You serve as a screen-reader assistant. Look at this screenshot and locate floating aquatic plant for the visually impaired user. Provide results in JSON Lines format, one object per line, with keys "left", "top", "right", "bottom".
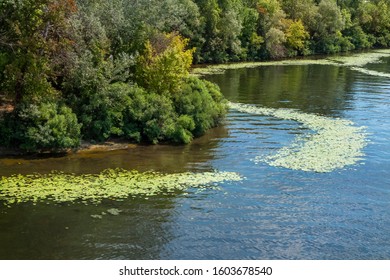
{"left": 106, "top": 208, "right": 122, "bottom": 216}
{"left": 192, "top": 51, "right": 385, "bottom": 172}
{"left": 350, "top": 67, "right": 390, "bottom": 78}
{"left": 0, "top": 169, "right": 242, "bottom": 206}
{"left": 192, "top": 50, "right": 390, "bottom": 76}
{"left": 331, "top": 51, "right": 390, "bottom": 67}
{"left": 191, "top": 59, "right": 337, "bottom": 76}
{"left": 229, "top": 102, "right": 367, "bottom": 173}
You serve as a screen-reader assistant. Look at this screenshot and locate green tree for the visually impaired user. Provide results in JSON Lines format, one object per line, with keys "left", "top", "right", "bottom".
{"left": 0, "top": 0, "right": 77, "bottom": 103}
{"left": 257, "top": 0, "right": 289, "bottom": 58}
{"left": 194, "top": 0, "right": 245, "bottom": 62}
{"left": 0, "top": 0, "right": 83, "bottom": 152}
{"left": 313, "top": 0, "right": 348, "bottom": 53}
{"left": 357, "top": 0, "right": 390, "bottom": 47}
{"left": 239, "top": 7, "right": 264, "bottom": 60}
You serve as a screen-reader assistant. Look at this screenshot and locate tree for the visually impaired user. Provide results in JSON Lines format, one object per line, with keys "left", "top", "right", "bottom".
{"left": 313, "top": 0, "right": 348, "bottom": 53}
{"left": 135, "top": 33, "right": 194, "bottom": 95}
{"left": 0, "top": 0, "right": 77, "bottom": 104}
{"left": 193, "top": 0, "right": 245, "bottom": 62}
{"left": 257, "top": 0, "right": 289, "bottom": 58}
{"left": 239, "top": 6, "right": 264, "bottom": 60}
{"left": 0, "top": 0, "right": 83, "bottom": 152}
{"left": 284, "top": 19, "right": 310, "bottom": 55}
{"left": 357, "top": 0, "right": 390, "bottom": 47}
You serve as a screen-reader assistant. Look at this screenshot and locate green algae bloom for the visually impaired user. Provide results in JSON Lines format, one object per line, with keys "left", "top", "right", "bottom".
{"left": 192, "top": 50, "right": 390, "bottom": 76}
{"left": 192, "top": 51, "right": 386, "bottom": 172}
{"left": 330, "top": 50, "right": 390, "bottom": 67}
{"left": 350, "top": 67, "right": 390, "bottom": 78}
{"left": 191, "top": 59, "right": 335, "bottom": 76}
{"left": 229, "top": 102, "right": 367, "bottom": 173}
{"left": 0, "top": 169, "right": 242, "bottom": 206}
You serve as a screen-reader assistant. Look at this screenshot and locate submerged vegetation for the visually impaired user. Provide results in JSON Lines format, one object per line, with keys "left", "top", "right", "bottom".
{"left": 0, "top": 168, "right": 242, "bottom": 206}
{"left": 229, "top": 102, "right": 367, "bottom": 172}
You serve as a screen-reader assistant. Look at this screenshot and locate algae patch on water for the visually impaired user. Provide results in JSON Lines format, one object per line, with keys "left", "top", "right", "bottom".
{"left": 192, "top": 50, "right": 390, "bottom": 76}
{"left": 0, "top": 169, "right": 242, "bottom": 205}
{"left": 350, "top": 67, "right": 390, "bottom": 78}
{"left": 229, "top": 102, "right": 368, "bottom": 173}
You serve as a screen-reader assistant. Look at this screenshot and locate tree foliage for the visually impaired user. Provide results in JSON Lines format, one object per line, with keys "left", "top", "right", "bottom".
{"left": 135, "top": 33, "right": 194, "bottom": 94}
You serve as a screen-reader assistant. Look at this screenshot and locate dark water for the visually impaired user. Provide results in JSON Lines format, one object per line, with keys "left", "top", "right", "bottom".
{"left": 1, "top": 56, "right": 390, "bottom": 260}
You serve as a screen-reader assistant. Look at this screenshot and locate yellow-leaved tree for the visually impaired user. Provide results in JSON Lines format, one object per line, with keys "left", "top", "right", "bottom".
{"left": 285, "top": 19, "right": 309, "bottom": 54}
{"left": 135, "top": 33, "right": 194, "bottom": 95}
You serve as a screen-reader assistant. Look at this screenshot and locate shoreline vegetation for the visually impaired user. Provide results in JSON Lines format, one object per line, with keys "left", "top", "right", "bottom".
{"left": 1, "top": 49, "right": 389, "bottom": 158}
{"left": 1, "top": 0, "right": 390, "bottom": 155}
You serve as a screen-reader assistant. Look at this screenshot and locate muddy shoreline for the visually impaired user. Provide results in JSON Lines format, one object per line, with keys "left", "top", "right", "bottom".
{"left": 0, "top": 139, "right": 138, "bottom": 158}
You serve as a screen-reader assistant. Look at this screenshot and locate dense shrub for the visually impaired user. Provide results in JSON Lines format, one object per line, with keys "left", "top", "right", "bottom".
{"left": 121, "top": 77, "right": 227, "bottom": 144}
{"left": 62, "top": 49, "right": 133, "bottom": 141}
{"left": 173, "top": 76, "right": 227, "bottom": 137}
{"left": 124, "top": 87, "right": 177, "bottom": 144}
{"left": 1, "top": 102, "right": 81, "bottom": 152}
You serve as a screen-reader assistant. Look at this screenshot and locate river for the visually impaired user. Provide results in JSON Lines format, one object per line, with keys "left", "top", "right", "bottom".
{"left": 1, "top": 52, "right": 390, "bottom": 259}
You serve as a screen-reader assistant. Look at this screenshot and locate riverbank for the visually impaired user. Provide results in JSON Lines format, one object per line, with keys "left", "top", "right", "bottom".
{"left": 0, "top": 139, "right": 137, "bottom": 157}
{"left": 0, "top": 140, "right": 137, "bottom": 157}
{"left": 2, "top": 49, "right": 390, "bottom": 158}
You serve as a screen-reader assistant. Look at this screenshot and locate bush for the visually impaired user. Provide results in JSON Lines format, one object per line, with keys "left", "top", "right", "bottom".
{"left": 173, "top": 76, "right": 227, "bottom": 137}
{"left": 119, "top": 77, "right": 227, "bottom": 144}
{"left": 125, "top": 89, "right": 177, "bottom": 144}
{"left": 62, "top": 49, "right": 134, "bottom": 141}
{"left": 172, "top": 115, "right": 195, "bottom": 144}
{"left": 1, "top": 102, "right": 81, "bottom": 152}
{"left": 75, "top": 82, "right": 133, "bottom": 141}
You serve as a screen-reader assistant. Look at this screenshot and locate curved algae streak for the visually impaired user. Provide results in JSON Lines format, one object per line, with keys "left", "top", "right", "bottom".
{"left": 0, "top": 169, "right": 242, "bottom": 206}
{"left": 192, "top": 50, "right": 390, "bottom": 76}
{"left": 228, "top": 102, "right": 367, "bottom": 173}
{"left": 350, "top": 67, "right": 390, "bottom": 78}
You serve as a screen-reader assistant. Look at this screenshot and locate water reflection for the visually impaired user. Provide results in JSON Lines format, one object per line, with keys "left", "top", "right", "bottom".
{"left": 364, "top": 56, "right": 390, "bottom": 73}
{"left": 0, "top": 126, "right": 229, "bottom": 177}
{"left": 0, "top": 196, "right": 177, "bottom": 259}
{"left": 1, "top": 57, "right": 390, "bottom": 260}
{"left": 206, "top": 65, "right": 356, "bottom": 117}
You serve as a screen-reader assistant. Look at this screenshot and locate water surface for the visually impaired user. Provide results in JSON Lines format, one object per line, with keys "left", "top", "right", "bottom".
{"left": 1, "top": 54, "right": 390, "bottom": 259}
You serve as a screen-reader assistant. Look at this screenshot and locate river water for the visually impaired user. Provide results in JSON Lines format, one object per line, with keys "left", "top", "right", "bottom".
{"left": 1, "top": 54, "right": 390, "bottom": 259}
